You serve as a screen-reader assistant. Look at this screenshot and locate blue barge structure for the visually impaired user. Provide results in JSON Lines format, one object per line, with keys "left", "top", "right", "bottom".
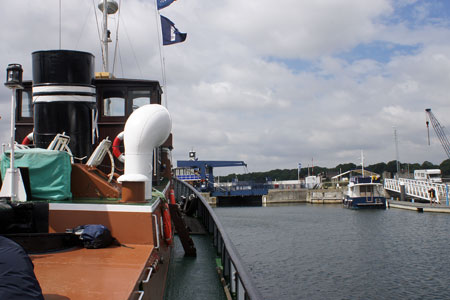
{"left": 176, "top": 151, "right": 269, "bottom": 198}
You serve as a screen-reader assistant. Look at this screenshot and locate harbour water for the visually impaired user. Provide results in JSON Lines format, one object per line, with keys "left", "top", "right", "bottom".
{"left": 214, "top": 204, "right": 450, "bottom": 300}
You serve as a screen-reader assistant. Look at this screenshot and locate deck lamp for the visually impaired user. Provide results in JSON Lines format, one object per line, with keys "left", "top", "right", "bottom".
{"left": 0, "top": 63, "right": 26, "bottom": 201}
{"left": 5, "top": 63, "right": 23, "bottom": 89}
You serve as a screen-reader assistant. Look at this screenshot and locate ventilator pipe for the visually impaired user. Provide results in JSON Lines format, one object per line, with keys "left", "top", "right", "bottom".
{"left": 118, "top": 104, "right": 172, "bottom": 202}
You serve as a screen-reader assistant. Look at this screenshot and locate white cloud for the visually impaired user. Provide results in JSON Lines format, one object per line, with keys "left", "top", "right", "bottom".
{"left": 1, "top": 0, "right": 450, "bottom": 175}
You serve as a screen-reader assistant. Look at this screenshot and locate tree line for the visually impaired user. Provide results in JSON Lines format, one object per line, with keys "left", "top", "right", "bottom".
{"left": 218, "top": 159, "right": 450, "bottom": 183}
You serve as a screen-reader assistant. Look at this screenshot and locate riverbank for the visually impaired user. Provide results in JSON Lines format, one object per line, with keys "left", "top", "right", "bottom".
{"left": 203, "top": 189, "right": 450, "bottom": 211}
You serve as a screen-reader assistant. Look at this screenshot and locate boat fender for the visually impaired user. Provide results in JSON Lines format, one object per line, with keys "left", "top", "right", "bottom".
{"left": 162, "top": 203, "right": 173, "bottom": 246}
{"left": 169, "top": 189, "right": 176, "bottom": 204}
{"left": 21, "top": 132, "right": 34, "bottom": 145}
{"left": 112, "top": 131, "right": 125, "bottom": 163}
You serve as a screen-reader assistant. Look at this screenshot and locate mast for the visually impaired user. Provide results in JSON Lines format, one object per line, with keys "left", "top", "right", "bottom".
{"left": 393, "top": 127, "right": 400, "bottom": 174}
{"left": 361, "top": 150, "right": 365, "bottom": 177}
{"left": 102, "top": 0, "right": 108, "bottom": 72}
{"left": 98, "top": 0, "right": 118, "bottom": 73}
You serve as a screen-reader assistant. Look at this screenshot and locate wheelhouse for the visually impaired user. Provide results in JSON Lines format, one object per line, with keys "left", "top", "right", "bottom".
{"left": 14, "top": 76, "right": 172, "bottom": 183}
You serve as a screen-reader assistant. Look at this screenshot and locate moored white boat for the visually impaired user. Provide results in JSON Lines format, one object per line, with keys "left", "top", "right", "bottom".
{"left": 343, "top": 176, "right": 386, "bottom": 209}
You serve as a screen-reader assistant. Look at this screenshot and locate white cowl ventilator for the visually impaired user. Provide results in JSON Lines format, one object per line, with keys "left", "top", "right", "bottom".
{"left": 118, "top": 104, "right": 171, "bottom": 201}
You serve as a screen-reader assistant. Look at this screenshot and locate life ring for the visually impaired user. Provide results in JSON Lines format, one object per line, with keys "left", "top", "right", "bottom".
{"left": 112, "top": 131, "right": 125, "bottom": 163}
{"left": 21, "top": 132, "right": 34, "bottom": 145}
{"left": 162, "top": 203, "right": 173, "bottom": 245}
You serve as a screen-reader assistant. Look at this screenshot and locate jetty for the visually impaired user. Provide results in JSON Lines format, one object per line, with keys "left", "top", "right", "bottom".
{"left": 262, "top": 188, "right": 343, "bottom": 205}
{"left": 388, "top": 199, "right": 450, "bottom": 213}
{"left": 382, "top": 177, "right": 450, "bottom": 213}
{"left": 384, "top": 178, "right": 449, "bottom": 203}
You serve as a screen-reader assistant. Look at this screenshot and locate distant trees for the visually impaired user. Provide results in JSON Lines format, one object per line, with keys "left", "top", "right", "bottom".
{"left": 217, "top": 159, "right": 450, "bottom": 182}
{"left": 334, "top": 163, "right": 356, "bottom": 173}
{"left": 440, "top": 159, "right": 450, "bottom": 176}
{"left": 421, "top": 161, "right": 437, "bottom": 169}
{"left": 385, "top": 160, "right": 398, "bottom": 174}
{"left": 366, "top": 162, "right": 387, "bottom": 175}
{"left": 406, "top": 163, "right": 421, "bottom": 172}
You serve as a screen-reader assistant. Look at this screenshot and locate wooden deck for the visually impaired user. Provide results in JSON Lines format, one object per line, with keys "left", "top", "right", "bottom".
{"left": 31, "top": 245, "right": 154, "bottom": 300}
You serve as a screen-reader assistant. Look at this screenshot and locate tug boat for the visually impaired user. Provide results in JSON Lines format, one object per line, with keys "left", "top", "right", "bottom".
{"left": 0, "top": 52, "right": 173, "bottom": 299}
{"left": 0, "top": 1, "right": 264, "bottom": 300}
{"left": 0, "top": 1, "right": 173, "bottom": 299}
{"left": 343, "top": 176, "right": 387, "bottom": 209}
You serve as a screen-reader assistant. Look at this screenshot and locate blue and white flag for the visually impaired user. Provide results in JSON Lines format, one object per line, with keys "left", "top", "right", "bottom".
{"left": 157, "top": 0, "right": 176, "bottom": 10}
{"left": 298, "top": 163, "right": 302, "bottom": 170}
{"left": 160, "top": 15, "right": 187, "bottom": 45}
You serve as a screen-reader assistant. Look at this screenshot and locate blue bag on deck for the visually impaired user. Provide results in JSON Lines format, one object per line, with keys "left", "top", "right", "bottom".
{"left": 73, "top": 225, "right": 113, "bottom": 249}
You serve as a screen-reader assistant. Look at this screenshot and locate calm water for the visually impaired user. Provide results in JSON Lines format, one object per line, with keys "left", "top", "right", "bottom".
{"left": 214, "top": 204, "right": 450, "bottom": 300}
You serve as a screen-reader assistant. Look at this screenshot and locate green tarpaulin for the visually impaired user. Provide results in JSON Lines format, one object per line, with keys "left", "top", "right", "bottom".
{"left": 1, "top": 149, "right": 72, "bottom": 200}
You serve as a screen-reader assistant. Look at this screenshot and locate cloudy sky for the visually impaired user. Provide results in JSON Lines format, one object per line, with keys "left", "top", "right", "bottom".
{"left": 1, "top": 0, "right": 450, "bottom": 175}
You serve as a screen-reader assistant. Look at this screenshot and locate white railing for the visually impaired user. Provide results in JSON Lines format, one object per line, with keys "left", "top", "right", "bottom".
{"left": 384, "top": 178, "right": 449, "bottom": 203}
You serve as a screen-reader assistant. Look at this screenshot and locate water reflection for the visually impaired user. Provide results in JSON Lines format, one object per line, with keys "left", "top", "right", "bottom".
{"left": 214, "top": 204, "right": 450, "bottom": 300}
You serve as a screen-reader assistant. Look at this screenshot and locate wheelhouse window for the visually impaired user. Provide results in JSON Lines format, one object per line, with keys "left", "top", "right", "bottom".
{"left": 103, "top": 90, "right": 126, "bottom": 117}
{"left": 360, "top": 185, "right": 373, "bottom": 197}
{"left": 21, "top": 89, "right": 33, "bottom": 118}
{"left": 129, "top": 90, "right": 151, "bottom": 111}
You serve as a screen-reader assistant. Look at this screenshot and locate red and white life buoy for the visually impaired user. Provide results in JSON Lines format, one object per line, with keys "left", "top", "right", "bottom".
{"left": 21, "top": 132, "right": 34, "bottom": 145}
{"left": 162, "top": 203, "right": 173, "bottom": 245}
{"left": 112, "top": 131, "right": 125, "bottom": 163}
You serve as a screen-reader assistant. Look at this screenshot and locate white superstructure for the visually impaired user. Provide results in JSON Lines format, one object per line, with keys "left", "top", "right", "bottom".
{"left": 413, "top": 169, "right": 442, "bottom": 183}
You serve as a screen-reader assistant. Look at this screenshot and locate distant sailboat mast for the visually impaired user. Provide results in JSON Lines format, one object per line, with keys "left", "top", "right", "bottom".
{"left": 361, "top": 150, "right": 365, "bottom": 177}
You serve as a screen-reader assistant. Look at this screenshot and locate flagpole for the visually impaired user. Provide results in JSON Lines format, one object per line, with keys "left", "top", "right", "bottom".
{"left": 155, "top": 0, "right": 186, "bottom": 108}
{"left": 154, "top": 0, "right": 168, "bottom": 108}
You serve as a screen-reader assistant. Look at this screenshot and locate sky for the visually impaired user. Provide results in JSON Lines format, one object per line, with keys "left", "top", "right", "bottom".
{"left": 1, "top": 0, "right": 450, "bottom": 175}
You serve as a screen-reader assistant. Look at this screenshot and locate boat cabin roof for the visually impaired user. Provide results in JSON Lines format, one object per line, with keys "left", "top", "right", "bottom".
{"left": 332, "top": 169, "right": 380, "bottom": 181}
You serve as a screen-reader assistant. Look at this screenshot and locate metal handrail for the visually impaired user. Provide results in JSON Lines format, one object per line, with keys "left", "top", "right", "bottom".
{"left": 384, "top": 178, "right": 448, "bottom": 202}
{"left": 174, "top": 178, "right": 264, "bottom": 300}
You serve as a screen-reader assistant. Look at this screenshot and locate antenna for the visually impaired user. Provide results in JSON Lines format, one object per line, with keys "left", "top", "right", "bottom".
{"left": 59, "top": 0, "right": 62, "bottom": 49}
